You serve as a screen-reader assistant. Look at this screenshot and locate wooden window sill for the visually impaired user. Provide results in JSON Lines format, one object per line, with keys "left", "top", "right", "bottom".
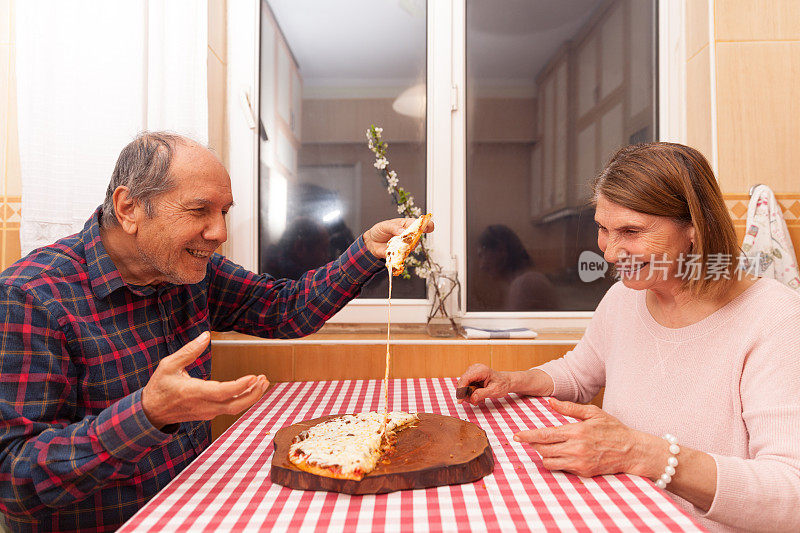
{"left": 211, "top": 324, "right": 582, "bottom": 345}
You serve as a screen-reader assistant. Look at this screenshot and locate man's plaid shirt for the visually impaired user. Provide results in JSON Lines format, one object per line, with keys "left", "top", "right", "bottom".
{"left": 0, "top": 208, "right": 383, "bottom": 531}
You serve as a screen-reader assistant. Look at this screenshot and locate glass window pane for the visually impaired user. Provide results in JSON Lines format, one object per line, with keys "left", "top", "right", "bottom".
{"left": 259, "top": 0, "right": 427, "bottom": 299}
{"left": 466, "top": 0, "right": 657, "bottom": 311}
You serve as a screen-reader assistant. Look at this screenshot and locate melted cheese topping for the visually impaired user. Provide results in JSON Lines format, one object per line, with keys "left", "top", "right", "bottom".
{"left": 385, "top": 238, "right": 406, "bottom": 271}
{"left": 290, "top": 412, "right": 418, "bottom": 475}
{"left": 385, "top": 215, "right": 426, "bottom": 271}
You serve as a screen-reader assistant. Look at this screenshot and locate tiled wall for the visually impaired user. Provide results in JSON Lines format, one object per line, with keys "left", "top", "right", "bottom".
{"left": 685, "top": 0, "right": 713, "bottom": 161}
{"left": 686, "top": 0, "right": 800, "bottom": 261}
{"left": 714, "top": 0, "right": 800, "bottom": 194}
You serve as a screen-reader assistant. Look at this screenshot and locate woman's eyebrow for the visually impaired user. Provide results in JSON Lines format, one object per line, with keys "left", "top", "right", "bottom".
{"left": 595, "top": 220, "right": 647, "bottom": 232}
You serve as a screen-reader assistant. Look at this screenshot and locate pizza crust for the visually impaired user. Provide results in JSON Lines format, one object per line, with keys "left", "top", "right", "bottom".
{"left": 291, "top": 456, "right": 364, "bottom": 481}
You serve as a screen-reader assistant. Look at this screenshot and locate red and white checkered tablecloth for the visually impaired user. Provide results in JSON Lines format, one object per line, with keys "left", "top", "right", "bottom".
{"left": 119, "top": 378, "right": 704, "bottom": 532}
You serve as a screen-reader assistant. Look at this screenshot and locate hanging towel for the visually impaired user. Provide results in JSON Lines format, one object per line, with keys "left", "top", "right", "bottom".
{"left": 741, "top": 185, "right": 800, "bottom": 291}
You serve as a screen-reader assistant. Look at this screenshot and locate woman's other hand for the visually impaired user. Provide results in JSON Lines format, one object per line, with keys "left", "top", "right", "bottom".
{"left": 513, "top": 398, "right": 647, "bottom": 477}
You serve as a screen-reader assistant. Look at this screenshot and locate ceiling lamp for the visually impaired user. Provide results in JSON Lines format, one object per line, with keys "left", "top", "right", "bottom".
{"left": 392, "top": 83, "right": 426, "bottom": 118}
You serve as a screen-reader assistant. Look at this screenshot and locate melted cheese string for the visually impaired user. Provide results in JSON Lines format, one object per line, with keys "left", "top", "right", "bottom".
{"left": 383, "top": 263, "right": 392, "bottom": 432}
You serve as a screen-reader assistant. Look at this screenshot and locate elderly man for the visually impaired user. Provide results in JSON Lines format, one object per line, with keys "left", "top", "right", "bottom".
{"left": 0, "top": 132, "right": 428, "bottom": 531}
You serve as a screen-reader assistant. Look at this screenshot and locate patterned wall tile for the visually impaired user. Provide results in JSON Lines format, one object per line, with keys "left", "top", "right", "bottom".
{"left": 724, "top": 194, "right": 800, "bottom": 225}
{"left": 0, "top": 196, "right": 21, "bottom": 226}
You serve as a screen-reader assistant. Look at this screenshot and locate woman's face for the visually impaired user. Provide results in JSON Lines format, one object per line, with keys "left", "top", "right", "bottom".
{"left": 477, "top": 243, "right": 506, "bottom": 277}
{"left": 594, "top": 195, "right": 694, "bottom": 293}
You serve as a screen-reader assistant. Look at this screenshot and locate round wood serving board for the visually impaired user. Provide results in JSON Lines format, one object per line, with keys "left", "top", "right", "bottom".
{"left": 270, "top": 413, "right": 494, "bottom": 495}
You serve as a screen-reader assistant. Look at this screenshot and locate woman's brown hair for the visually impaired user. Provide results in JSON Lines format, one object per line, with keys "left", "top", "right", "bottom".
{"left": 592, "top": 142, "right": 739, "bottom": 299}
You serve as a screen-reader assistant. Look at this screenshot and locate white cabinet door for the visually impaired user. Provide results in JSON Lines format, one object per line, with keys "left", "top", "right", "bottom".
{"left": 576, "top": 35, "right": 597, "bottom": 119}
{"left": 575, "top": 123, "right": 597, "bottom": 206}
{"left": 600, "top": 4, "right": 624, "bottom": 100}
{"left": 554, "top": 60, "right": 569, "bottom": 207}
{"left": 291, "top": 69, "right": 302, "bottom": 140}
{"left": 541, "top": 75, "right": 556, "bottom": 212}
{"left": 276, "top": 42, "right": 292, "bottom": 128}
{"left": 530, "top": 143, "right": 543, "bottom": 218}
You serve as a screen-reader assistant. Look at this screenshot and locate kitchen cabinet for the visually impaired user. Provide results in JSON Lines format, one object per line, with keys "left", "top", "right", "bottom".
{"left": 261, "top": 8, "right": 303, "bottom": 180}
{"left": 531, "top": 0, "right": 655, "bottom": 220}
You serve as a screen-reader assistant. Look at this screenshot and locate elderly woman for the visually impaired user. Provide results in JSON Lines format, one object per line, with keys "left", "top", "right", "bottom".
{"left": 458, "top": 143, "right": 800, "bottom": 532}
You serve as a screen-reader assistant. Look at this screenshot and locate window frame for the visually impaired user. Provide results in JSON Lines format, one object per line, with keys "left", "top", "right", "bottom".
{"left": 225, "top": 0, "right": 686, "bottom": 330}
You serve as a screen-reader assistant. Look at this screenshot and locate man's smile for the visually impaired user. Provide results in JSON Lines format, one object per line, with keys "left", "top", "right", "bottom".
{"left": 186, "top": 248, "right": 213, "bottom": 259}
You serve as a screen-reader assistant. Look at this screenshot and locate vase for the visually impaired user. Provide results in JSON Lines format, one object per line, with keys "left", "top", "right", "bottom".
{"left": 426, "top": 269, "right": 463, "bottom": 337}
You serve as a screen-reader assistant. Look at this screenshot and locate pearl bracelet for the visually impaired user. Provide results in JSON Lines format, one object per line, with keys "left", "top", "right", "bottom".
{"left": 654, "top": 434, "right": 680, "bottom": 489}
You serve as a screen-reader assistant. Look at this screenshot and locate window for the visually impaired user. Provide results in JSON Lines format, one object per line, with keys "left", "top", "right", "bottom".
{"left": 235, "top": 0, "right": 674, "bottom": 324}
{"left": 465, "top": 0, "right": 657, "bottom": 312}
{"left": 259, "top": 0, "right": 428, "bottom": 299}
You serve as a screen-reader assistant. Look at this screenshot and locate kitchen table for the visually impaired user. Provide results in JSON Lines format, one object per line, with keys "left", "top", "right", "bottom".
{"left": 119, "top": 378, "right": 703, "bottom": 532}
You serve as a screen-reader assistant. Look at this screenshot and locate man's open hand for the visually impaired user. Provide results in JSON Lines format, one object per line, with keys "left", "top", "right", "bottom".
{"left": 141, "top": 331, "right": 269, "bottom": 430}
{"left": 362, "top": 217, "right": 434, "bottom": 259}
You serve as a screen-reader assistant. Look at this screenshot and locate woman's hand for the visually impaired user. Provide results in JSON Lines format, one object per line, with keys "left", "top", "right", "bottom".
{"left": 514, "top": 398, "right": 648, "bottom": 477}
{"left": 456, "top": 363, "right": 518, "bottom": 405}
{"left": 457, "top": 364, "right": 555, "bottom": 405}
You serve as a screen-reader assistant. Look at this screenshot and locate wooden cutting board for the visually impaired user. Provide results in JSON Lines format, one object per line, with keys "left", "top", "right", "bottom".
{"left": 270, "top": 413, "right": 494, "bottom": 495}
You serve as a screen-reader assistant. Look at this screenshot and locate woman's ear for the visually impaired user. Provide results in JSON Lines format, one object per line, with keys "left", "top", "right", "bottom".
{"left": 687, "top": 225, "right": 696, "bottom": 252}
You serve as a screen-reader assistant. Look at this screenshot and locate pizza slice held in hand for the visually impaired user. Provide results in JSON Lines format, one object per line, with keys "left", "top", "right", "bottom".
{"left": 385, "top": 213, "right": 432, "bottom": 277}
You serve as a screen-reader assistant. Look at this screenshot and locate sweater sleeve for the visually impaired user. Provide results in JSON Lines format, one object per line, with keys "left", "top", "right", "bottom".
{"left": 534, "top": 284, "right": 616, "bottom": 403}
{"left": 700, "top": 313, "right": 800, "bottom": 532}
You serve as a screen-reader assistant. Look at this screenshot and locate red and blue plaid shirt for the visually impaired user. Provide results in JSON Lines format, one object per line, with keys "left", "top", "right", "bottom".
{"left": 0, "top": 208, "right": 383, "bottom": 532}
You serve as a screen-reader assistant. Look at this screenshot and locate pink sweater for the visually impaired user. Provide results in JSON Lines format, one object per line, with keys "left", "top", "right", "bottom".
{"left": 538, "top": 278, "right": 800, "bottom": 532}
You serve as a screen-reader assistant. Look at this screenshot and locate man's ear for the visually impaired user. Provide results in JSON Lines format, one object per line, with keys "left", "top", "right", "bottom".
{"left": 112, "top": 186, "right": 139, "bottom": 235}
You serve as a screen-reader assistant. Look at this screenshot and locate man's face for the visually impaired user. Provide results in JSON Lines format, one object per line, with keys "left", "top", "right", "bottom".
{"left": 133, "top": 143, "right": 234, "bottom": 285}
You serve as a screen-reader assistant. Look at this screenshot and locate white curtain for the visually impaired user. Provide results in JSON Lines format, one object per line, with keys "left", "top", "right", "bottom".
{"left": 15, "top": 1, "right": 208, "bottom": 255}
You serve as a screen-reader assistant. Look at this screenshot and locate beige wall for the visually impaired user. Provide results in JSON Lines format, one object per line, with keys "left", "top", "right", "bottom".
{"left": 714, "top": 0, "right": 800, "bottom": 194}
{"left": 686, "top": 0, "right": 800, "bottom": 261}
{"left": 208, "top": 0, "right": 228, "bottom": 167}
{"left": 0, "top": 0, "right": 21, "bottom": 272}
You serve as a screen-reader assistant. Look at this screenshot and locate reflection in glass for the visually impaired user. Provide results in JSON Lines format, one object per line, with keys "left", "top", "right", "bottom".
{"left": 466, "top": 0, "right": 657, "bottom": 311}
{"left": 259, "top": 0, "right": 427, "bottom": 299}
{"left": 477, "top": 225, "right": 557, "bottom": 311}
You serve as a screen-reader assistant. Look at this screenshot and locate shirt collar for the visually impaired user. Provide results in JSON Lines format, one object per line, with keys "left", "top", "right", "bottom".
{"left": 83, "top": 207, "right": 159, "bottom": 299}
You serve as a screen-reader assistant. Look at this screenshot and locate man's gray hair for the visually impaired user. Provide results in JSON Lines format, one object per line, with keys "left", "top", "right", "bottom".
{"left": 101, "top": 131, "right": 188, "bottom": 227}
